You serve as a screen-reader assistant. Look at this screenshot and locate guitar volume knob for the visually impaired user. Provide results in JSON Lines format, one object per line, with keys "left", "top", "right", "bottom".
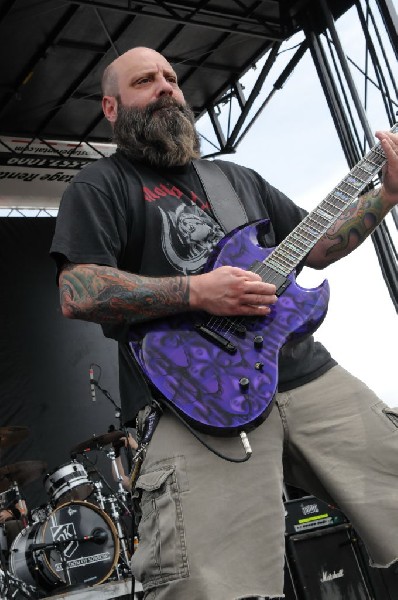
{"left": 253, "top": 335, "right": 264, "bottom": 348}
{"left": 239, "top": 377, "right": 250, "bottom": 391}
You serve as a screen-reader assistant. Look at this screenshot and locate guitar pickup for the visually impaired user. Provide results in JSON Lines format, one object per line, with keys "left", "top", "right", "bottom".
{"left": 195, "top": 324, "right": 237, "bottom": 355}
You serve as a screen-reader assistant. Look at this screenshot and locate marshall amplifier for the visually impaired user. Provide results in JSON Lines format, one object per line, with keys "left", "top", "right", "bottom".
{"left": 355, "top": 533, "right": 398, "bottom": 600}
{"left": 285, "top": 523, "right": 374, "bottom": 600}
{"left": 285, "top": 495, "right": 347, "bottom": 536}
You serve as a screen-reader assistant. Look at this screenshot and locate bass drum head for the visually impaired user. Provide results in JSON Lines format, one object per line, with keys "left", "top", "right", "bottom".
{"left": 41, "top": 501, "right": 119, "bottom": 586}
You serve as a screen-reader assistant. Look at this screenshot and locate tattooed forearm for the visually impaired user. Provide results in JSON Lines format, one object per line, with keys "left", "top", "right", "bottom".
{"left": 307, "top": 188, "right": 389, "bottom": 268}
{"left": 323, "top": 189, "right": 385, "bottom": 257}
{"left": 60, "top": 263, "right": 190, "bottom": 325}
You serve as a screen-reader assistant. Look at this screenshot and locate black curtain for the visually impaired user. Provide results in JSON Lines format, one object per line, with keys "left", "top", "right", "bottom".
{"left": 0, "top": 218, "right": 121, "bottom": 510}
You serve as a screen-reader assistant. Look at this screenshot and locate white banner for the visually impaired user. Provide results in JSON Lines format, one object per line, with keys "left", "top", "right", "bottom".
{"left": 0, "top": 137, "right": 115, "bottom": 209}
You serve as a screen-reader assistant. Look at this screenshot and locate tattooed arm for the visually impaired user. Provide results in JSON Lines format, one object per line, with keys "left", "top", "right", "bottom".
{"left": 59, "top": 263, "right": 190, "bottom": 325}
{"left": 306, "top": 130, "right": 398, "bottom": 269}
{"left": 59, "top": 263, "right": 278, "bottom": 325}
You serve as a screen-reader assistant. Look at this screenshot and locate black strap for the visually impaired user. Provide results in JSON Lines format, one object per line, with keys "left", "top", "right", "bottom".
{"left": 192, "top": 159, "right": 248, "bottom": 233}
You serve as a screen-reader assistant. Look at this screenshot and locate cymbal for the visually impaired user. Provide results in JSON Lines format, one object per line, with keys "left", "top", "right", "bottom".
{"left": 71, "top": 431, "right": 125, "bottom": 454}
{"left": 0, "top": 426, "right": 29, "bottom": 449}
{"left": 0, "top": 460, "right": 47, "bottom": 492}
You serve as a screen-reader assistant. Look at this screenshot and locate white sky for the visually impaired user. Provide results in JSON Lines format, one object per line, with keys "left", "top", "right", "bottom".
{"left": 198, "top": 5, "right": 398, "bottom": 407}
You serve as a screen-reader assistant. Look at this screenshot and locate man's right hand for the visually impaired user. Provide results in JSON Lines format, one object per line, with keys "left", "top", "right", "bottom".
{"left": 189, "top": 266, "right": 277, "bottom": 316}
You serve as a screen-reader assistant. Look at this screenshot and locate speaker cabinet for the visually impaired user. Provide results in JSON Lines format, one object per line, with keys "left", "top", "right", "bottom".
{"left": 355, "top": 534, "right": 398, "bottom": 600}
{"left": 285, "top": 524, "right": 374, "bottom": 599}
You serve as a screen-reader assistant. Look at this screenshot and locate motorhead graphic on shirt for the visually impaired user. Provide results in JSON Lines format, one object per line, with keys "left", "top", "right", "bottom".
{"left": 159, "top": 202, "right": 224, "bottom": 274}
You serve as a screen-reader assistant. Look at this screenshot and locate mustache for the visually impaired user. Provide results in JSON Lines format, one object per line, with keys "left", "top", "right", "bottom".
{"left": 146, "top": 96, "right": 185, "bottom": 114}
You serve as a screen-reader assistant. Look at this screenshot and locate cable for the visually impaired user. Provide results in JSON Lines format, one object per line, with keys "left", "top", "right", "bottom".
{"left": 160, "top": 399, "right": 253, "bottom": 463}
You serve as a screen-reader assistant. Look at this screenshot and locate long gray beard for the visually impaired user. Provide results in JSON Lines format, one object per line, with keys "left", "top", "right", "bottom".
{"left": 113, "top": 97, "right": 201, "bottom": 168}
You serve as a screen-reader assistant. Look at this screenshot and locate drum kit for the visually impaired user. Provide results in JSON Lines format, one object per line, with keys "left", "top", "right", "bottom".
{"left": 0, "top": 426, "right": 135, "bottom": 599}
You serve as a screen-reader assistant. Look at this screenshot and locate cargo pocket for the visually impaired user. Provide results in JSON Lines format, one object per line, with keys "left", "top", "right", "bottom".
{"left": 131, "top": 464, "right": 189, "bottom": 590}
{"left": 382, "top": 407, "right": 398, "bottom": 429}
{"left": 371, "top": 401, "right": 398, "bottom": 432}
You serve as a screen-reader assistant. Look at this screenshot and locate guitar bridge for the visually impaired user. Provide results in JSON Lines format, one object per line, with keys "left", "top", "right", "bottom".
{"left": 195, "top": 324, "right": 237, "bottom": 355}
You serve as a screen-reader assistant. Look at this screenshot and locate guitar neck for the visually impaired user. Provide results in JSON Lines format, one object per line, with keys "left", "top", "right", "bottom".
{"left": 266, "top": 122, "right": 398, "bottom": 277}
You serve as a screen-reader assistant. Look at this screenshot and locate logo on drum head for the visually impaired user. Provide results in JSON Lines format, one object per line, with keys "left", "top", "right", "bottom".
{"left": 51, "top": 522, "right": 78, "bottom": 558}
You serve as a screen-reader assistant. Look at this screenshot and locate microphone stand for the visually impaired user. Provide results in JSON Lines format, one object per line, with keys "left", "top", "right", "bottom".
{"left": 92, "top": 373, "right": 135, "bottom": 470}
{"left": 29, "top": 539, "right": 72, "bottom": 587}
{"left": 90, "top": 368, "right": 137, "bottom": 599}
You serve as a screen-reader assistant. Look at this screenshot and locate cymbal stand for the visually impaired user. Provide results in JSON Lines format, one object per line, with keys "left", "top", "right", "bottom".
{"left": 92, "top": 480, "right": 106, "bottom": 510}
{"left": 105, "top": 448, "right": 131, "bottom": 573}
{"left": 81, "top": 452, "right": 132, "bottom": 518}
{"left": 81, "top": 452, "right": 132, "bottom": 579}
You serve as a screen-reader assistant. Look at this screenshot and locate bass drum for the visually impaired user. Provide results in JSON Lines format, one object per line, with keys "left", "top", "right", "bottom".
{"left": 9, "top": 501, "right": 119, "bottom": 591}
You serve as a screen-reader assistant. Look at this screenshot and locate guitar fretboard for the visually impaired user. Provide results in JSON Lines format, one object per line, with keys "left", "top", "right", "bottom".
{"left": 265, "top": 123, "right": 398, "bottom": 277}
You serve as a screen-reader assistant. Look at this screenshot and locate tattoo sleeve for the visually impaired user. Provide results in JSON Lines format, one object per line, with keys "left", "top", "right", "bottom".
{"left": 60, "top": 263, "right": 190, "bottom": 325}
{"left": 308, "top": 187, "right": 388, "bottom": 267}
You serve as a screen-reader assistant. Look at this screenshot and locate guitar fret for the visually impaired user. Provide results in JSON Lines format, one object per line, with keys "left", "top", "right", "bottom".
{"left": 267, "top": 257, "right": 290, "bottom": 276}
{"left": 284, "top": 241, "right": 304, "bottom": 256}
{"left": 269, "top": 251, "right": 295, "bottom": 270}
{"left": 373, "top": 147, "right": 385, "bottom": 159}
{"left": 358, "top": 160, "right": 377, "bottom": 174}
{"left": 322, "top": 199, "right": 341, "bottom": 215}
{"left": 331, "top": 190, "right": 351, "bottom": 203}
{"left": 324, "top": 196, "right": 346, "bottom": 211}
{"left": 349, "top": 170, "right": 367, "bottom": 185}
{"left": 363, "top": 156, "right": 382, "bottom": 169}
{"left": 292, "top": 229, "right": 312, "bottom": 245}
{"left": 339, "top": 181, "right": 362, "bottom": 196}
{"left": 265, "top": 123, "right": 397, "bottom": 276}
{"left": 316, "top": 207, "right": 334, "bottom": 220}
{"left": 290, "top": 232, "right": 310, "bottom": 251}
{"left": 305, "top": 216, "right": 326, "bottom": 233}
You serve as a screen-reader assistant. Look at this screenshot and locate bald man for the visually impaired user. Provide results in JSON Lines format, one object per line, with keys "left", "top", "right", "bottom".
{"left": 51, "top": 47, "right": 398, "bottom": 599}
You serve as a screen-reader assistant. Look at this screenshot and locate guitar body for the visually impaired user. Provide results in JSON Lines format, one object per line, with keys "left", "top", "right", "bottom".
{"left": 129, "top": 220, "right": 330, "bottom": 436}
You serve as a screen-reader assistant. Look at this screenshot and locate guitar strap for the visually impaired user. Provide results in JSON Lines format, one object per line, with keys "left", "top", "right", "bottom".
{"left": 192, "top": 159, "right": 249, "bottom": 233}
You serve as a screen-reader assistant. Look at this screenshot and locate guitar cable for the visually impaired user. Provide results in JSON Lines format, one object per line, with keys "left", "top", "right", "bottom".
{"left": 163, "top": 400, "right": 253, "bottom": 463}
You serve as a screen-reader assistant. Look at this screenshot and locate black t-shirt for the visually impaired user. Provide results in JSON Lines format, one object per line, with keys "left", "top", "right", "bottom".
{"left": 50, "top": 151, "right": 336, "bottom": 425}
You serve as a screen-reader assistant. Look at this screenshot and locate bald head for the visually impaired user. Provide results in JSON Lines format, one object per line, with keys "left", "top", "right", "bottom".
{"left": 102, "top": 47, "right": 160, "bottom": 96}
{"left": 101, "top": 47, "right": 185, "bottom": 123}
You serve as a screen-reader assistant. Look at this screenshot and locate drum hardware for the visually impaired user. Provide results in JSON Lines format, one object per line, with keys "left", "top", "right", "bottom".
{"left": 81, "top": 451, "right": 133, "bottom": 579}
{"left": 92, "top": 480, "right": 107, "bottom": 510}
{"left": 27, "top": 528, "right": 110, "bottom": 587}
{"left": 70, "top": 430, "right": 126, "bottom": 455}
{"left": 9, "top": 501, "right": 120, "bottom": 593}
{"left": 30, "top": 503, "right": 52, "bottom": 525}
{"left": 102, "top": 494, "right": 131, "bottom": 577}
{"left": 0, "top": 484, "right": 19, "bottom": 513}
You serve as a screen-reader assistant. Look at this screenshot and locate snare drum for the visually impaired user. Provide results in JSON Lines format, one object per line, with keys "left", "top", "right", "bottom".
{"left": 43, "top": 461, "right": 94, "bottom": 505}
{"left": 9, "top": 501, "right": 119, "bottom": 591}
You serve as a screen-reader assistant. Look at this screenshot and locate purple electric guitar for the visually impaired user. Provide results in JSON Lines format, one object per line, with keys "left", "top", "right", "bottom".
{"left": 129, "top": 126, "right": 397, "bottom": 436}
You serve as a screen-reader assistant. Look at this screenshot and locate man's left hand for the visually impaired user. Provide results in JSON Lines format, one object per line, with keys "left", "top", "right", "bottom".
{"left": 375, "top": 130, "right": 398, "bottom": 206}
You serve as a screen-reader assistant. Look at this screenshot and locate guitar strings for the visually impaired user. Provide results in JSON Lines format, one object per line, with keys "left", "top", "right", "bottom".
{"left": 202, "top": 130, "right": 394, "bottom": 341}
